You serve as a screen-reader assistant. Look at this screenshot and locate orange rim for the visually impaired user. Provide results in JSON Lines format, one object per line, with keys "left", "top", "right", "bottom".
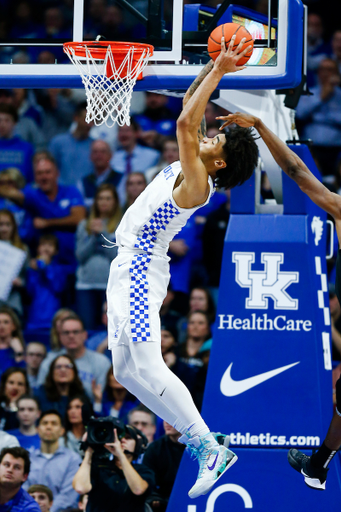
{"left": 63, "top": 41, "right": 154, "bottom": 60}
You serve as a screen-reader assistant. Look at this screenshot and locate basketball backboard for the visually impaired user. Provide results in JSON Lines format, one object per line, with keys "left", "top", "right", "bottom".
{"left": 0, "top": 0, "right": 304, "bottom": 91}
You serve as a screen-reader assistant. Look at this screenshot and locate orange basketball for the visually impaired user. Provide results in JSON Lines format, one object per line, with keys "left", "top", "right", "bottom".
{"left": 208, "top": 22, "right": 254, "bottom": 66}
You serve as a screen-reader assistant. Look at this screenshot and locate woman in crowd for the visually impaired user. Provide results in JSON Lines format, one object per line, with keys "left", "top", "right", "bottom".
{"left": 0, "top": 306, "right": 26, "bottom": 374}
{"left": 175, "top": 311, "right": 212, "bottom": 395}
{"left": 35, "top": 354, "right": 88, "bottom": 418}
{"left": 60, "top": 394, "right": 92, "bottom": 457}
{"left": 75, "top": 183, "right": 122, "bottom": 329}
{"left": 0, "top": 367, "right": 30, "bottom": 430}
{"left": 0, "top": 209, "right": 29, "bottom": 317}
{"left": 177, "top": 287, "right": 216, "bottom": 343}
{"left": 93, "top": 366, "right": 138, "bottom": 421}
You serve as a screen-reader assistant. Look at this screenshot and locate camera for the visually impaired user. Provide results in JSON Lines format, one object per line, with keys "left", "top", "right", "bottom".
{"left": 87, "top": 416, "right": 126, "bottom": 448}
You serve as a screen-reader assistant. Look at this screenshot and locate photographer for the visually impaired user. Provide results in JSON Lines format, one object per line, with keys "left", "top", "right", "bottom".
{"left": 72, "top": 422, "right": 155, "bottom": 512}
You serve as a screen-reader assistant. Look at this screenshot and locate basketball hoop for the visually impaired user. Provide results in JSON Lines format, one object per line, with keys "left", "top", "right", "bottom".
{"left": 63, "top": 41, "right": 154, "bottom": 127}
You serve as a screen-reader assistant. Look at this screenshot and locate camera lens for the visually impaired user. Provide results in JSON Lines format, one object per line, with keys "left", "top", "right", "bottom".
{"left": 93, "top": 425, "right": 111, "bottom": 443}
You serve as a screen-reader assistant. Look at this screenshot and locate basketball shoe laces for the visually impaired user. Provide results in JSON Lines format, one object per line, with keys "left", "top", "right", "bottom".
{"left": 187, "top": 436, "right": 218, "bottom": 478}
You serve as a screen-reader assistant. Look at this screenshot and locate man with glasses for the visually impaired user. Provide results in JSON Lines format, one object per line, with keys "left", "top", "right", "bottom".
{"left": 23, "top": 410, "right": 81, "bottom": 512}
{"left": 26, "top": 342, "right": 46, "bottom": 391}
{"left": 37, "top": 315, "right": 111, "bottom": 400}
{"left": 8, "top": 396, "right": 41, "bottom": 453}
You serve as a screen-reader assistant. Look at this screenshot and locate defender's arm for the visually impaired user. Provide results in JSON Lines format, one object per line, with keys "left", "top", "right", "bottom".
{"left": 218, "top": 113, "right": 341, "bottom": 221}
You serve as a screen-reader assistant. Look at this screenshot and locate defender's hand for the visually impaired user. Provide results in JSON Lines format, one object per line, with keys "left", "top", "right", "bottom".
{"left": 214, "top": 36, "right": 252, "bottom": 75}
{"left": 217, "top": 112, "right": 259, "bottom": 129}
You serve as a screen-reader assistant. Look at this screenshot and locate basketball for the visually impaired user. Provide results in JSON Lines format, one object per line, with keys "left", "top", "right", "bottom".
{"left": 208, "top": 22, "right": 254, "bottom": 66}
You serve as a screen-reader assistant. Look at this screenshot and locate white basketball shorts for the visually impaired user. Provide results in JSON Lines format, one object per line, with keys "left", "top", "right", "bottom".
{"left": 107, "top": 249, "right": 170, "bottom": 348}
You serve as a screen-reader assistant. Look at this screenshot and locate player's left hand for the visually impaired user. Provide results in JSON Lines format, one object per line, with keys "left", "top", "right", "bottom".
{"left": 214, "top": 36, "right": 252, "bottom": 75}
{"left": 217, "top": 112, "right": 259, "bottom": 129}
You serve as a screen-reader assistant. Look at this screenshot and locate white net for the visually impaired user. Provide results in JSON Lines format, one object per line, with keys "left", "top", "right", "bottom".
{"left": 63, "top": 43, "right": 153, "bottom": 127}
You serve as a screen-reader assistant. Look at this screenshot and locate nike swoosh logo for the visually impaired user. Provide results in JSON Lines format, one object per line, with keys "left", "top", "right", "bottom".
{"left": 118, "top": 263, "right": 126, "bottom": 267}
{"left": 208, "top": 452, "right": 219, "bottom": 471}
{"left": 160, "top": 387, "right": 166, "bottom": 397}
{"left": 220, "top": 361, "right": 300, "bottom": 397}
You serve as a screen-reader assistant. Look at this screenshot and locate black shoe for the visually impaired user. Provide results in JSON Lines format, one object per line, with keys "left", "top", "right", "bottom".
{"left": 288, "top": 449, "right": 328, "bottom": 490}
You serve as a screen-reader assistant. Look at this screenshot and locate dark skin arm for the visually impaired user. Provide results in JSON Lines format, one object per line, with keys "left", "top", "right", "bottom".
{"left": 218, "top": 112, "right": 341, "bottom": 243}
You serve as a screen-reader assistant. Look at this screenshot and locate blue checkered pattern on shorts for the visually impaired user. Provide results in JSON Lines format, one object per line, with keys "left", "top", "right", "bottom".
{"left": 129, "top": 253, "right": 152, "bottom": 342}
{"left": 134, "top": 200, "right": 180, "bottom": 251}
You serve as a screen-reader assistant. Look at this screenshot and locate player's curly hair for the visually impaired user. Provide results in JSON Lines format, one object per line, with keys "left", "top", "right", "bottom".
{"left": 215, "top": 125, "right": 259, "bottom": 190}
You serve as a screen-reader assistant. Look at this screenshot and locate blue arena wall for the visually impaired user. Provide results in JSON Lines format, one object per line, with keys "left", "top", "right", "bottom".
{"left": 167, "top": 145, "right": 341, "bottom": 511}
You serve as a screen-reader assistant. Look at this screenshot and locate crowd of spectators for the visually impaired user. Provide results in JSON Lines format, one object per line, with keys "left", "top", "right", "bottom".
{"left": 0, "top": 0, "right": 340, "bottom": 511}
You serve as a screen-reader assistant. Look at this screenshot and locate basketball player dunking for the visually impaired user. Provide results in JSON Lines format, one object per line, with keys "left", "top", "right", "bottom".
{"left": 106, "top": 36, "right": 257, "bottom": 498}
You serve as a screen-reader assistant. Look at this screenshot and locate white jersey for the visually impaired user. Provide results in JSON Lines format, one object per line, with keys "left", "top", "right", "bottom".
{"left": 115, "top": 161, "right": 215, "bottom": 257}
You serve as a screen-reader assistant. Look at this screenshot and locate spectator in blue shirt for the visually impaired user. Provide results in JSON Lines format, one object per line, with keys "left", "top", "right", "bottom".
{"left": 135, "top": 93, "right": 177, "bottom": 149}
{"left": 26, "top": 234, "right": 68, "bottom": 330}
{"left": 49, "top": 102, "right": 94, "bottom": 186}
{"left": 111, "top": 118, "right": 160, "bottom": 205}
{"left": 25, "top": 343, "right": 47, "bottom": 392}
{"left": 77, "top": 140, "right": 122, "bottom": 210}
{"left": 8, "top": 396, "right": 41, "bottom": 453}
{"left": 0, "top": 153, "right": 86, "bottom": 268}
{"left": 0, "top": 104, "right": 34, "bottom": 183}
{"left": 23, "top": 410, "right": 81, "bottom": 512}
{"left": 0, "top": 447, "right": 40, "bottom": 512}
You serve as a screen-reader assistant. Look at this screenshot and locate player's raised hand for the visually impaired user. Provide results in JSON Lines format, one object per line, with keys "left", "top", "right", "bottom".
{"left": 214, "top": 36, "right": 252, "bottom": 75}
{"left": 217, "top": 112, "right": 259, "bottom": 129}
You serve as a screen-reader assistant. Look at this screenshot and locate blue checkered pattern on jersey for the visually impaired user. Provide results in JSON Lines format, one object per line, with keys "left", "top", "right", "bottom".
{"left": 134, "top": 200, "right": 180, "bottom": 251}
{"left": 129, "top": 253, "right": 152, "bottom": 342}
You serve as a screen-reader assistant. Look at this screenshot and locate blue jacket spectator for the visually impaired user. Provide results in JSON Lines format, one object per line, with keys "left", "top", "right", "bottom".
{"left": 77, "top": 140, "right": 122, "bottom": 210}
{"left": 26, "top": 234, "right": 68, "bottom": 330}
{"left": 23, "top": 410, "right": 81, "bottom": 512}
{"left": 0, "top": 153, "right": 86, "bottom": 268}
{"left": 49, "top": 103, "right": 94, "bottom": 186}
{"left": 0, "top": 447, "right": 41, "bottom": 512}
{"left": 0, "top": 104, "right": 34, "bottom": 183}
{"left": 169, "top": 217, "right": 196, "bottom": 296}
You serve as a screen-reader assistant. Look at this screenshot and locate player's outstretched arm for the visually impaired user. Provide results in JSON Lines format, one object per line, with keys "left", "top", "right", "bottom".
{"left": 218, "top": 112, "right": 341, "bottom": 221}
{"left": 175, "top": 38, "right": 251, "bottom": 205}
{"left": 182, "top": 60, "right": 214, "bottom": 141}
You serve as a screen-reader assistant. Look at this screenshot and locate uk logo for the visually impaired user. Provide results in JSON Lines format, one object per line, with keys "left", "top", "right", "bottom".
{"left": 233, "top": 252, "right": 299, "bottom": 310}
